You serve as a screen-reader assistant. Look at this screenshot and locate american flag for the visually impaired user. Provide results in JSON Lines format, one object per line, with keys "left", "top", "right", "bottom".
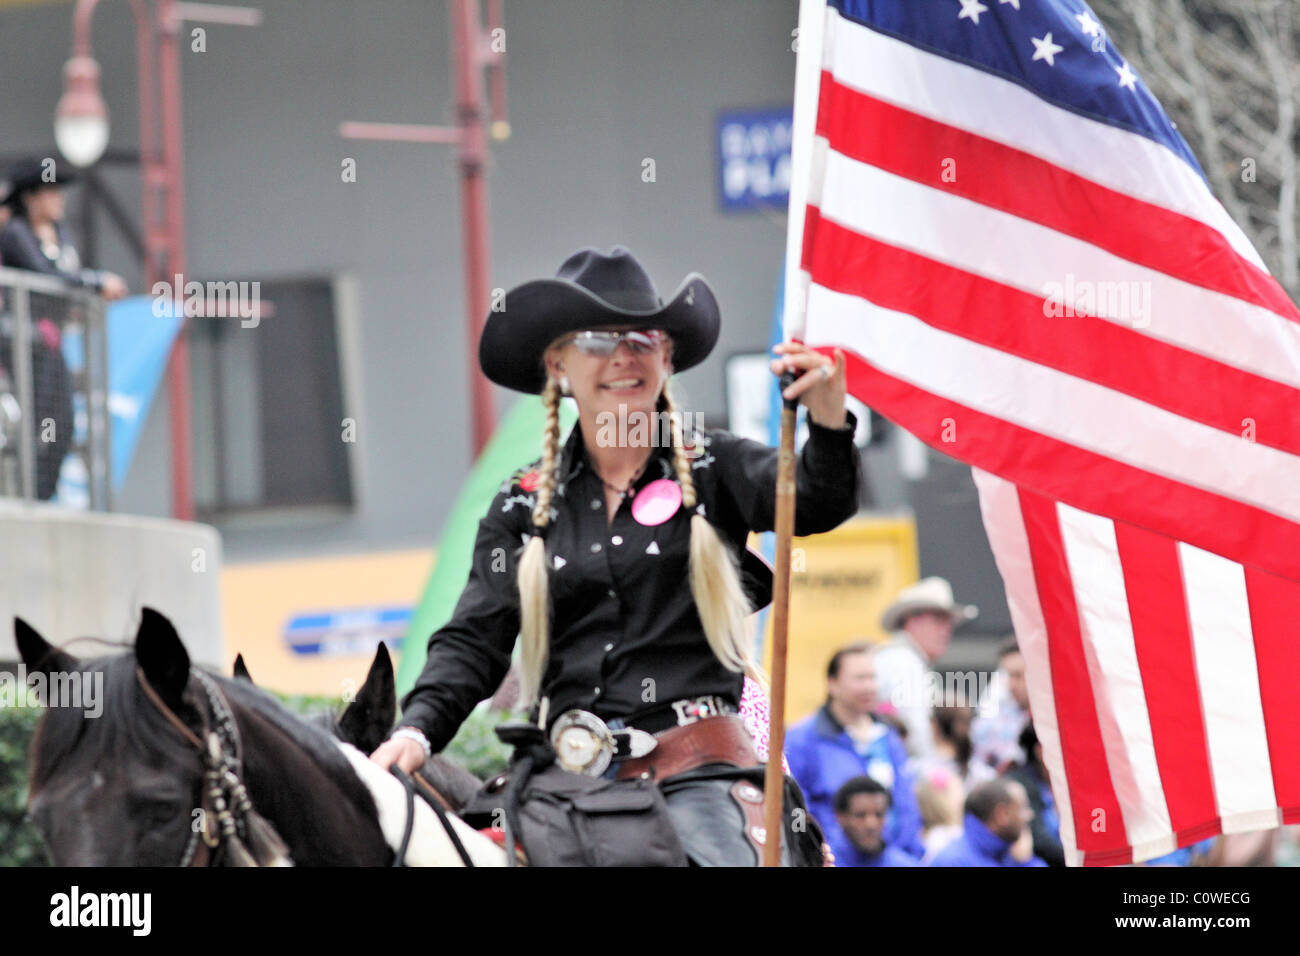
{"left": 784, "top": 0, "right": 1300, "bottom": 865}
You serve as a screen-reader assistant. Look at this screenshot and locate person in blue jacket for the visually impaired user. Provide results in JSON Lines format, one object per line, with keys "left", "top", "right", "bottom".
{"left": 785, "top": 642, "right": 925, "bottom": 859}
{"left": 928, "top": 778, "right": 1047, "bottom": 867}
{"left": 831, "top": 776, "right": 918, "bottom": 867}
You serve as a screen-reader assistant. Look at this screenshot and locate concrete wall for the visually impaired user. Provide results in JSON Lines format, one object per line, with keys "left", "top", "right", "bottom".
{"left": 0, "top": 500, "right": 224, "bottom": 666}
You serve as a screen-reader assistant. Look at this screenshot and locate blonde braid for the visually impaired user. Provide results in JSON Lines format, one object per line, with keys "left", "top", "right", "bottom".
{"left": 517, "top": 377, "right": 563, "bottom": 706}
{"left": 663, "top": 385, "right": 769, "bottom": 690}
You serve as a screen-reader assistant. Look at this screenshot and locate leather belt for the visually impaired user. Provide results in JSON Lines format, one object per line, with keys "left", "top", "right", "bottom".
{"left": 614, "top": 715, "right": 759, "bottom": 781}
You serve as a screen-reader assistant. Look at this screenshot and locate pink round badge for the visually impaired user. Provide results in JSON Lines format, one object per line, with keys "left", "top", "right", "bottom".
{"left": 631, "top": 478, "right": 682, "bottom": 526}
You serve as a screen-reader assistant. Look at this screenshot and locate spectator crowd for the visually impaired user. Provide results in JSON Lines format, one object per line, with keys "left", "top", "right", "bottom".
{"left": 785, "top": 576, "right": 1291, "bottom": 868}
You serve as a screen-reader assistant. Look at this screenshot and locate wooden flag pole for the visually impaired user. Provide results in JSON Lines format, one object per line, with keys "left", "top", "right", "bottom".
{"left": 766, "top": 0, "right": 826, "bottom": 867}
{"left": 762, "top": 370, "right": 798, "bottom": 867}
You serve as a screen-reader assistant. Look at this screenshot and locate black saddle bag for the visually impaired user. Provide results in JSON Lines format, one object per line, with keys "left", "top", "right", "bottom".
{"left": 461, "top": 731, "right": 688, "bottom": 867}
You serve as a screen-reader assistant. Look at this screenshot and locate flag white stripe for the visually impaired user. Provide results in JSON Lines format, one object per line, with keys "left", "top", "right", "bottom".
{"left": 1178, "top": 544, "right": 1279, "bottom": 831}
{"left": 816, "top": 147, "right": 1300, "bottom": 389}
{"left": 782, "top": 0, "right": 829, "bottom": 342}
{"left": 1056, "top": 503, "right": 1174, "bottom": 858}
{"left": 823, "top": 5, "right": 1266, "bottom": 270}
{"left": 971, "top": 467, "right": 1081, "bottom": 866}
{"left": 807, "top": 283, "right": 1300, "bottom": 522}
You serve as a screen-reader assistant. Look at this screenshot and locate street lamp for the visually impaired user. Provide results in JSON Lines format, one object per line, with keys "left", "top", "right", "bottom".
{"left": 52, "top": 0, "right": 261, "bottom": 520}
{"left": 54, "top": 55, "right": 110, "bottom": 168}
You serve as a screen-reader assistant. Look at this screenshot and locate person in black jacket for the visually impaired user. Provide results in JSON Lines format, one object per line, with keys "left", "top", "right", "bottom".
{"left": 0, "top": 159, "right": 127, "bottom": 499}
{"left": 1002, "top": 721, "right": 1067, "bottom": 867}
{"left": 0, "top": 159, "right": 126, "bottom": 298}
{"left": 371, "top": 246, "right": 862, "bottom": 865}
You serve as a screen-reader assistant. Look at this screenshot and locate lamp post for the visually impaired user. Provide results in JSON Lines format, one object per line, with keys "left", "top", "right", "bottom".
{"left": 55, "top": 0, "right": 261, "bottom": 520}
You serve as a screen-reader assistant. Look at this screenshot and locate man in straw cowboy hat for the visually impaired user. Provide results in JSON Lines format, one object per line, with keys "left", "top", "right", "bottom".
{"left": 874, "top": 577, "right": 978, "bottom": 759}
{"left": 370, "top": 245, "right": 861, "bottom": 865}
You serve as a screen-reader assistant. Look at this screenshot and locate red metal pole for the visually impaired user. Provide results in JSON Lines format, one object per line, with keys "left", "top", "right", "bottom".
{"left": 73, "top": 0, "right": 192, "bottom": 517}
{"left": 133, "top": 8, "right": 163, "bottom": 284}
{"left": 451, "top": 0, "right": 495, "bottom": 457}
{"left": 74, "top": 1, "right": 162, "bottom": 284}
{"left": 156, "top": 0, "right": 194, "bottom": 519}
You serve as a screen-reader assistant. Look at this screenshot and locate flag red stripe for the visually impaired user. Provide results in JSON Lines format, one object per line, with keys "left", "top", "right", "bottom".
{"left": 1017, "top": 488, "right": 1131, "bottom": 865}
{"left": 815, "top": 72, "right": 1300, "bottom": 323}
{"left": 1112, "top": 522, "right": 1220, "bottom": 841}
{"left": 1244, "top": 567, "right": 1300, "bottom": 824}
{"left": 803, "top": 206, "right": 1300, "bottom": 456}
{"left": 832, "top": 348, "right": 1300, "bottom": 582}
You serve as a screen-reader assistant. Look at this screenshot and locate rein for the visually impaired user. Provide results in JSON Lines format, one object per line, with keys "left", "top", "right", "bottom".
{"left": 388, "top": 766, "right": 476, "bottom": 867}
{"left": 135, "top": 667, "right": 291, "bottom": 867}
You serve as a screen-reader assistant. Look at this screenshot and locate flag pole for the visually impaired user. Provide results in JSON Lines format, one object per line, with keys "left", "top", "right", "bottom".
{"left": 762, "top": 371, "right": 798, "bottom": 867}
{"left": 762, "top": 0, "right": 826, "bottom": 867}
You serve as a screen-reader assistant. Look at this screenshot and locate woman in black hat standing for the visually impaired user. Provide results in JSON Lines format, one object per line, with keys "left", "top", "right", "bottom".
{"left": 0, "top": 160, "right": 127, "bottom": 499}
{"left": 371, "top": 246, "right": 862, "bottom": 865}
{"left": 0, "top": 159, "right": 127, "bottom": 299}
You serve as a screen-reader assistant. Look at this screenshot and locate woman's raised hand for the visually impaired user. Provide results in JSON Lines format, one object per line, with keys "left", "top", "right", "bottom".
{"left": 770, "top": 343, "right": 847, "bottom": 430}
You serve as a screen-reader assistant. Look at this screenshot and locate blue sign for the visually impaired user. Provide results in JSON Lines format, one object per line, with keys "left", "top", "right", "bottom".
{"left": 284, "top": 606, "right": 411, "bottom": 657}
{"left": 717, "top": 108, "right": 794, "bottom": 211}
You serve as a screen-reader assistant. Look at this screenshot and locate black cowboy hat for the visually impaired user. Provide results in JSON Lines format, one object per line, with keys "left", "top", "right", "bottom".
{"left": 479, "top": 245, "right": 721, "bottom": 394}
{"left": 0, "top": 158, "right": 79, "bottom": 209}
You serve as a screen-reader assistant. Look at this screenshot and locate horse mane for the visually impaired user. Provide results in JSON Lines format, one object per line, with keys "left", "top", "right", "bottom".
{"left": 216, "top": 674, "right": 380, "bottom": 814}
{"left": 30, "top": 650, "right": 378, "bottom": 821}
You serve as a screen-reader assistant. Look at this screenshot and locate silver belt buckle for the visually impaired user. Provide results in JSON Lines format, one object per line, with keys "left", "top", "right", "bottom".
{"left": 550, "top": 709, "right": 657, "bottom": 776}
{"left": 550, "top": 710, "right": 617, "bottom": 777}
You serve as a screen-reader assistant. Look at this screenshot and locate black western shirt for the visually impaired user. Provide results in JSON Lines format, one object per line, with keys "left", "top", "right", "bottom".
{"left": 398, "top": 412, "right": 862, "bottom": 753}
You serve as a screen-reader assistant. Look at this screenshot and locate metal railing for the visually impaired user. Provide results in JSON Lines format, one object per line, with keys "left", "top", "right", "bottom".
{"left": 0, "top": 266, "right": 111, "bottom": 511}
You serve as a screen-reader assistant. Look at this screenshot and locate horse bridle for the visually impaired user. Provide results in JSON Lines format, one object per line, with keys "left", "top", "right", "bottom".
{"left": 137, "top": 665, "right": 488, "bottom": 867}
{"left": 135, "top": 666, "right": 288, "bottom": 867}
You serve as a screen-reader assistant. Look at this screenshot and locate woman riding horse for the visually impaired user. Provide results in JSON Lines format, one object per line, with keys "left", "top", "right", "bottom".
{"left": 370, "top": 246, "right": 861, "bottom": 865}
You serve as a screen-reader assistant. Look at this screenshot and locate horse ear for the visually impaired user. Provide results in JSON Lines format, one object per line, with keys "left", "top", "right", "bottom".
{"left": 233, "top": 653, "right": 254, "bottom": 683}
{"left": 14, "top": 617, "right": 79, "bottom": 680}
{"left": 337, "top": 642, "right": 396, "bottom": 755}
{"left": 134, "top": 607, "right": 191, "bottom": 709}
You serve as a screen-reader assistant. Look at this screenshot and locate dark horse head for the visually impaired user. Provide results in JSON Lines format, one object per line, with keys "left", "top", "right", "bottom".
{"left": 232, "top": 643, "right": 483, "bottom": 812}
{"left": 18, "top": 608, "right": 402, "bottom": 866}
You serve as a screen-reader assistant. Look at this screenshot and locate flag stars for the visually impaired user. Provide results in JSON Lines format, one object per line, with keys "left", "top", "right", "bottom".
{"left": 958, "top": 0, "right": 989, "bottom": 26}
{"left": 999, "top": 0, "right": 1020, "bottom": 8}
{"left": 1076, "top": 12, "right": 1103, "bottom": 37}
{"left": 1031, "top": 32, "right": 1065, "bottom": 67}
{"left": 1117, "top": 61, "right": 1138, "bottom": 90}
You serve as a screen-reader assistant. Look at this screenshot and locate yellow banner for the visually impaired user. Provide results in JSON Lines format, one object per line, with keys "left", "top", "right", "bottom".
{"left": 761, "top": 514, "right": 919, "bottom": 725}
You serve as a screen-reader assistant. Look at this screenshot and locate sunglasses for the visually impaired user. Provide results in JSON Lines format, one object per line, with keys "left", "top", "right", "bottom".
{"left": 565, "top": 329, "right": 667, "bottom": 357}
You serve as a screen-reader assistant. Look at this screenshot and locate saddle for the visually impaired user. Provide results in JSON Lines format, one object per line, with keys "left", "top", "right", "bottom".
{"left": 459, "top": 723, "right": 688, "bottom": 867}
